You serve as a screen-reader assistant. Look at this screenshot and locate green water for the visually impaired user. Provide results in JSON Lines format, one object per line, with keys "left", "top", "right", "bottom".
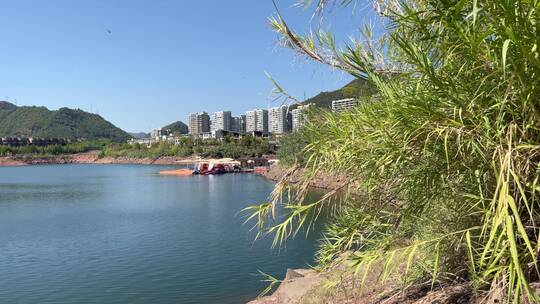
{"left": 0, "top": 164, "right": 318, "bottom": 303}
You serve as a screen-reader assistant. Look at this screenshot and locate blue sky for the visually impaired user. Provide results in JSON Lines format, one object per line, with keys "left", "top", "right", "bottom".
{"left": 0, "top": 0, "right": 379, "bottom": 132}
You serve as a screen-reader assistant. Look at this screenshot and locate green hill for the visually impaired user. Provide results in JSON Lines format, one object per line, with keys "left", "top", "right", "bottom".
{"left": 0, "top": 101, "right": 131, "bottom": 142}
{"left": 162, "top": 121, "right": 188, "bottom": 135}
{"left": 298, "top": 78, "right": 376, "bottom": 109}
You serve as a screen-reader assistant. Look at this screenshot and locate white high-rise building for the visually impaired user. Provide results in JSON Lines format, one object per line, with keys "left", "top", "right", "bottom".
{"left": 211, "top": 111, "right": 232, "bottom": 132}
{"left": 331, "top": 98, "right": 358, "bottom": 112}
{"left": 245, "top": 109, "right": 268, "bottom": 134}
{"left": 291, "top": 104, "right": 311, "bottom": 131}
{"left": 268, "top": 105, "right": 289, "bottom": 135}
{"left": 188, "top": 112, "right": 210, "bottom": 135}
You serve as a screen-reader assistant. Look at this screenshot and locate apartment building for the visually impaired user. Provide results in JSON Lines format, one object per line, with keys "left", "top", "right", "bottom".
{"left": 268, "top": 105, "right": 289, "bottom": 135}
{"left": 231, "top": 115, "right": 246, "bottom": 134}
{"left": 245, "top": 109, "right": 268, "bottom": 134}
{"left": 291, "top": 104, "right": 311, "bottom": 131}
{"left": 188, "top": 112, "right": 210, "bottom": 135}
{"left": 210, "top": 111, "right": 232, "bottom": 132}
{"left": 331, "top": 98, "right": 358, "bottom": 112}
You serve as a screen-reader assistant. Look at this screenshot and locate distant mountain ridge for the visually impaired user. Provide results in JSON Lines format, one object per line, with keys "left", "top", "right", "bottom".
{"left": 0, "top": 101, "right": 131, "bottom": 142}
{"left": 129, "top": 132, "right": 149, "bottom": 139}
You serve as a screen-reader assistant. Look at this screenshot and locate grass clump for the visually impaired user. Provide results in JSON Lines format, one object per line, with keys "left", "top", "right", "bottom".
{"left": 248, "top": 0, "right": 540, "bottom": 302}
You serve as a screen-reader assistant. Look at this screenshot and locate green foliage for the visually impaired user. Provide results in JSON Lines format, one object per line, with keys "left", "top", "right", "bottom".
{"left": 257, "top": 271, "right": 282, "bottom": 298}
{"left": 161, "top": 121, "right": 189, "bottom": 135}
{"left": 250, "top": 0, "right": 540, "bottom": 302}
{"left": 0, "top": 102, "right": 131, "bottom": 142}
{"left": 290, "top": 79, "right": 375, "bottom": 110}
{"left": 101, "top": 136, "right": 274, "bottom": 159}
{"left": 0, "top": 140, "right": 108, "bottom": 156}
{"left": 277, "top": 131, "right": 309, "bottom": 166}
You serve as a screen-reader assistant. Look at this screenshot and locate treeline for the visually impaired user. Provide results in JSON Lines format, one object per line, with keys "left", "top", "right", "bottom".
{"left": 0, "top": 136, "right": 275, "bottom": 159}
{"left": 0, "top": 141, "right": 108, "bottom": 156}
{"left": 276, "top": 131, "right": 308, "bottom": 166}
{"left": 101, "top": 136, "right": 274, "bottom": 159}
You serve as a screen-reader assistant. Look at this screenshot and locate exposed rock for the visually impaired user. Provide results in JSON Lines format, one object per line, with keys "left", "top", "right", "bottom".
{"left": 285, "top": 269, "right": 305, "bottom": 280}
{"left": 248, "top": 269, "right": 324, "bottom": 304}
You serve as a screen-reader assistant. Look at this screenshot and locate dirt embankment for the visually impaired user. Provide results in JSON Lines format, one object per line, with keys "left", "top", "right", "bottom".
{"left": 0, "top": 152, "right": 203, "bottom": 167}
{"left": 0, "top": 152, "right": 100, "bottom": 166}
{"left": 261, "top": 164, "right": 355, "bottom": 191}
{"left": 248, "top": 266, "right": 475, "bottom": 304}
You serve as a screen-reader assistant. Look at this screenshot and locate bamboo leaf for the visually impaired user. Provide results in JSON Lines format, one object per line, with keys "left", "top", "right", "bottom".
{"left": 502, "top": 39, "right": 511, "bottom": 74}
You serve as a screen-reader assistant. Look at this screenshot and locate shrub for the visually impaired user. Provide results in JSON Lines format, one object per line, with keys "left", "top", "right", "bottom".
{"left": 248, "top": 0, "right": 540, "bottom": 302}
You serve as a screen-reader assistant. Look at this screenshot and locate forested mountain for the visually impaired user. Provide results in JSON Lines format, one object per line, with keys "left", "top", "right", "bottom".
{"left": 282, "top": 78, "right": 375, "bottom": 112}
{"left": 162, "top": 121, "right": 188, "bottom": 135}
{"left": 128, "top": 132, "right": 149, "bottom": 139}
{"left": 299, "top": 78, "right": 375, "bottom": 109}
{"left": 0, "top": 101, "right": 131, "bottom": 142}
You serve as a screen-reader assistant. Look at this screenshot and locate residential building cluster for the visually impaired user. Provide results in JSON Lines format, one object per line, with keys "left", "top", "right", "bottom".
{"left": 188, "top": 104, "right": 310, "bottom": 139}
{"left": 129, "top": 97, "right": 358, "bottom": 146}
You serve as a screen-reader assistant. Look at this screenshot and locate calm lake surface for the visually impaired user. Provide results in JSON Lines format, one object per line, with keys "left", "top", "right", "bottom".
{"left": 0, "top": 164, "right": 318, "bottom": 304}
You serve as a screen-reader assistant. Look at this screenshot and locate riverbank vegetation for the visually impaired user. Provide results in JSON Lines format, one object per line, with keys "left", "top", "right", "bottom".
{"left": 0, "top": 136, "right": 274, "bottom": 159}
{"left": 0, "top": 141, "right": 108, "bottom": 157}
{"left": 100, "top": 136, "right": 274, "bottom": 159}
{"left": 249, "top": 0, "right": 540, "bottom": 302}
{"left": 275, "top": 131, "right": 308, "bottom": 166}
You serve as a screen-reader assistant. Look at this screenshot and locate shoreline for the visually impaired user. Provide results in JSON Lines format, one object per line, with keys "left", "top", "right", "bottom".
{"left": 0, "top": 152, "right": 226, "bottom": 167}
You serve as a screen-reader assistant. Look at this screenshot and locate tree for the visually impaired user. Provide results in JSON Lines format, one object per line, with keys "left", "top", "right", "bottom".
{"left": 248, "top": 0, "right": 540, "bottom": 302}
{"left": 276, "top": 131, "right": 308, "bottom": 166}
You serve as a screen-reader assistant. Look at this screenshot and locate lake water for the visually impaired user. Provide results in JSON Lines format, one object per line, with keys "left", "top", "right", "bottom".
{"left": 0, "top": 164, "right": 318, "bottom": 304}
